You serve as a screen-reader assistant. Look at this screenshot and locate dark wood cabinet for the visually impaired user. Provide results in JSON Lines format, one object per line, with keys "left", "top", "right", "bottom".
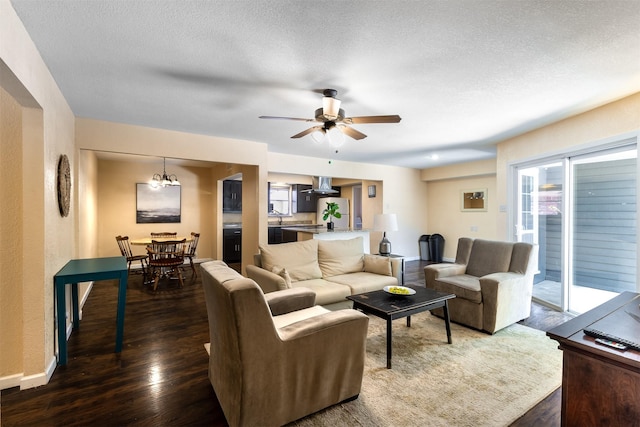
{"left": 223, "top": 180, "right": 242, "bottom": 213}
{"left": 547, "top": 292, "right": 640, "bottom": 426}
{"left": 268, "top": 227, "right": 283, "bottom": 244}
{"left": 292, "top": 184, "right": 317, "bottom": 213}
{"left": 223, "top": 228, "right": 242, "bottom": 263}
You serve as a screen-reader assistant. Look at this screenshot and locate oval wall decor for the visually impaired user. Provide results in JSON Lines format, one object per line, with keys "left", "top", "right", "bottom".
{"left": 57, "top": 154, "right": 71, "bottom": 217}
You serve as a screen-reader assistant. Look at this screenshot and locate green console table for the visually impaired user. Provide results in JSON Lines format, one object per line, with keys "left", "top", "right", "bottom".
{"left": 54, "top": 256, "right": 128, "bottom": 365}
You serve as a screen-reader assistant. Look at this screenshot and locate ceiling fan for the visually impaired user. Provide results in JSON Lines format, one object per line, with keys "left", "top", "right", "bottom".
{"left": 259, "top": 89, "right": 401, "bottom": 143}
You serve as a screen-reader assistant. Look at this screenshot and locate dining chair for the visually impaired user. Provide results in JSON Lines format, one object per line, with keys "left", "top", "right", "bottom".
{"left": 146, "top": 239, "right": 186, "bottom": 290}
{"left": 115, "top": 235, "right": 148, "bottom": 281}
{"left": 185, "top": 232, "right": 200, "bottom": 278}
{"left": 150, "top": 232, "right": 178, "bottom": 238}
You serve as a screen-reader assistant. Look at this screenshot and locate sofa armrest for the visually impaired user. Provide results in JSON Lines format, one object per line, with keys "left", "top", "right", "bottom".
{"left": 390, "top": 258, "right": 402, "bottom": 283}
{"left": 480, "top": 272, "right": 533, "bottom": 333}
{"left": 264, "top": 287, "right": 316, "bottom": 316}
{"left": 246, "top": 264, "right": 282, "bottom": 293}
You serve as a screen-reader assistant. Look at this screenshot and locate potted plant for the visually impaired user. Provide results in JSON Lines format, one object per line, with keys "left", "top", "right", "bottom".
{"left": 322, "top": 202, "right": 342, "bottom": 231}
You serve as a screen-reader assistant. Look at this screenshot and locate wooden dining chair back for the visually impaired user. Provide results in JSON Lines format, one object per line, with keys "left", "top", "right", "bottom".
{"left": 150, "top": 232, "right": 178, "bottom": 238}
{"left": 186, "top": 232, "right": 201, "bottom": 277}
{"left": 146, "top": 239, "right": 186, "bottom": 290}
{"left": 115, "top": 235, "right": 148, "bottom": 281}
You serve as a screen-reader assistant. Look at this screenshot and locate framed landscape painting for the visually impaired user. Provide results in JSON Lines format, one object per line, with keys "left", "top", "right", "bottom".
{"left": 136, "top": 183, "right": 181, "bottom": 223}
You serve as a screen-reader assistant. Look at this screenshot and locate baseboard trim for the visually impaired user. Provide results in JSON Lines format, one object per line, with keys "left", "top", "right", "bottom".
{"left": 0, "top": 373, "right": 22, "bottom": 390}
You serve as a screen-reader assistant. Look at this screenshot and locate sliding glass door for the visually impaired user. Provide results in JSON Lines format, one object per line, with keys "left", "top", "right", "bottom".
{"left": 568, "top": 148, "right": 637, "bottom": 312}
{"left": 513, "top": 142, "right": 637, "bottom": 314}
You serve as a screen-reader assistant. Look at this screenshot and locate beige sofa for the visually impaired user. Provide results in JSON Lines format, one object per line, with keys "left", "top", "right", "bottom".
{"left": 246, "top": 237, "right": 401, "bottom": 310}
{"left": 425, "top": 238, "right": 537, "bottom": 334}
{"left": 201, "top": 260, "right": 369, "bottom": 427}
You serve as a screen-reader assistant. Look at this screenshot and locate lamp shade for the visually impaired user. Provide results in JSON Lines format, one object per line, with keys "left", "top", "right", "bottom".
{"left": 373, "top": 213, "right": 398, "bottom": 232}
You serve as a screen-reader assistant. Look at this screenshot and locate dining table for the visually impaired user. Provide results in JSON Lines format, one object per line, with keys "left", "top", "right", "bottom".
{"left": 130, "top": 236, "right": 193, "bottom": 245}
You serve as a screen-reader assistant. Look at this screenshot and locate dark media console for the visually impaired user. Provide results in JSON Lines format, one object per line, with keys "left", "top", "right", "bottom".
{"left": 547, "top": 292, "right": 640, "bottom": 426}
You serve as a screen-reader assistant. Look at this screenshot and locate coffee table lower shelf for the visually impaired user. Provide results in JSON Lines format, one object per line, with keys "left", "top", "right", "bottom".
{"left": 347, "top": 287, "right": 455, "bottom": 369}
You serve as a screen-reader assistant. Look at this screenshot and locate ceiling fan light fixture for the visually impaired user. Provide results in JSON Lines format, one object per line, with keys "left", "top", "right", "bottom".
{"left": 326, "top": 125, "right": 345, "bottom": 148}
{"left": 311, "top": 129, "right": 325, "bottom": 144}
{"left": 322, "top": 95, "right": 341, "bottom": 120}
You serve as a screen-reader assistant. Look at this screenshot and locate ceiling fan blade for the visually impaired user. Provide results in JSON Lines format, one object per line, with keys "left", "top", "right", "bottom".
{"left": 337, "top": 124, "right": 367, "bottom": 140}
{"left": 343, "top": 115, "right": 402, "bottom": 124}
{"left": 291, "top": 125, "right": 323, "bottom": 139}
{"left": 259, "top": 115, "right": 316, "bottom": 122}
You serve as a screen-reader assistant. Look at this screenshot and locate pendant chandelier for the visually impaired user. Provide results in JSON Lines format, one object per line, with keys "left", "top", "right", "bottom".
{"left": 150, "top": 157, "right": 180, "bottom": 188}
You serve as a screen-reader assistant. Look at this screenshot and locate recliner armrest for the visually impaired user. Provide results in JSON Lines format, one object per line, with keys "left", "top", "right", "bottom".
{"left": 265, "top": 287, "right": 316, "bottom": 316}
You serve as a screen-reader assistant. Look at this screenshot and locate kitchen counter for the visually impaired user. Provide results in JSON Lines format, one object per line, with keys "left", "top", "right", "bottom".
{"left": 282, "top": 227, "right": 371, "bottom": 253}
{"left": 281, "top": 226, "right": 366, "bottom": 234}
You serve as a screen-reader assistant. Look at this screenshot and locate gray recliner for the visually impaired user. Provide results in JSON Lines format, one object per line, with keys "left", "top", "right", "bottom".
{"left": 424, "top": 238, "right": 537, "bottom": 334}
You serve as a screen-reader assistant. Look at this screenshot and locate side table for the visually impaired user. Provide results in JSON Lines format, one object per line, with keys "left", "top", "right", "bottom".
{"left": 54, "top": 256, "right": 128, "bottom": 365}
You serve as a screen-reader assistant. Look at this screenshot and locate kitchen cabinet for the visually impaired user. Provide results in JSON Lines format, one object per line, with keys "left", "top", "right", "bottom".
{"left": 268, "top": 227, "right": 283, "bottom": 244}
{"left": 223, "top": 180, "right": 242, "bottom": 213}
{"left": 223, "top": 228, "right": 242, "bottom": 263}
{"left": 292, "top": 184, "right": 317, "bottom": 213}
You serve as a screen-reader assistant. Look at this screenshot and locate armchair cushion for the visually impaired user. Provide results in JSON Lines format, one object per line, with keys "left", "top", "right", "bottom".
{"left": 465, "top": 239, "right": 513, "bottom": 277}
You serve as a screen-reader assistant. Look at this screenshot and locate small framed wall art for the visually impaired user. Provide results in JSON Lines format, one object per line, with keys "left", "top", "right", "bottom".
{"left": 461, "top": 188, "right": 487, "bottom": 212}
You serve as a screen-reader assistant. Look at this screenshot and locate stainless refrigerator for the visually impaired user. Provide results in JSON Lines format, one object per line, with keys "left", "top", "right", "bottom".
{"left": 317, "top": 197, "right": 350, "bottom": 228}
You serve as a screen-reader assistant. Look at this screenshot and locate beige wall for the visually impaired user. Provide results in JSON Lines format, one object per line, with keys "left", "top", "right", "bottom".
{"left": 96, "top": 158, "right": 216, "bottom": 260}
{"left": 0, "top": 86, "right": 24, "bottom": 376}
{"left": 76, "top": 119, "right": 267, "bottom": 272}
{"left": 423, "top": 159, "right": 497, "bottom": 260}
{"left": 1, "top": 0, "right": 76, "bottom": 390}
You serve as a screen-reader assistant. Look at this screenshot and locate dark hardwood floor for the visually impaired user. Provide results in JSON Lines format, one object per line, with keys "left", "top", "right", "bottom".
{"left": 1, "top": 260, "right": 572, "bottom": 426}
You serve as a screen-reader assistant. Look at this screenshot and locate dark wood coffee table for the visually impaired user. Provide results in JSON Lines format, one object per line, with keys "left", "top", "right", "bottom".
{"left": 347, "top": 286, "right": 455, "bottom": 369}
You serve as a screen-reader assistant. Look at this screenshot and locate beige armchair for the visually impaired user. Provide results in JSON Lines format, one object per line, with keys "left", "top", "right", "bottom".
{"left": 425, "top": 238, "right": 537, "bottom": 334}
{"left": 200, "top": 260, "right": 369, "bottom": 427}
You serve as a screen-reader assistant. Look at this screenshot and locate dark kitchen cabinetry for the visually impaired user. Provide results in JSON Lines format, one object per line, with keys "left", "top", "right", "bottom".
{"left": 223, "top": 228, "right": 242, "bottom": 263}
{"left": 223, "top": 180, "right": 242, "bottom": 213}
{"left": 292, "top": 184, "right": 317, "bottom": 213}
{"left": 268, "top": 227, "right": 283, "bottom": 244}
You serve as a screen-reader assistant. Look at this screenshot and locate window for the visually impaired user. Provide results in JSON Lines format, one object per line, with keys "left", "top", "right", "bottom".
{"left": 269, "top": 184, "right": 291, "bottom": 215}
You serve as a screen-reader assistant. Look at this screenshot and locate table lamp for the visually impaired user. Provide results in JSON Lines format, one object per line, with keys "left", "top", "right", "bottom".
{"left": 373, "top": 213, "right": 398, "bottom": 256}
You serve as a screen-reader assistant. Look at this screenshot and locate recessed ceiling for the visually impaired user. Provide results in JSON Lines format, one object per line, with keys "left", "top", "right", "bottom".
{"left": 10, "top": 0, "right": 640, "bottom": 169}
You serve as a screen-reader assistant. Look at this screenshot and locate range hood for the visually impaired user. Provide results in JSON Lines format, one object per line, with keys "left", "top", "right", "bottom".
{"left": 302, "top": 176, "right": 339, "bottom": 194}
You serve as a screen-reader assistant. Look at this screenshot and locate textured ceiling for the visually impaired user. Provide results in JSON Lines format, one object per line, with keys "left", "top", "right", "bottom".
{"left": 9, "top": 0, "right": 640, "bottom": 169}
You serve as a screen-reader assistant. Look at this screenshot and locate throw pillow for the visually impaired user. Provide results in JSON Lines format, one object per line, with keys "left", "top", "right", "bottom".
{"left": 317, "top": 237, "right": 365, "bottom": 277}
{"left": 363, "top": 254, "right": 392, "bottom": 276}
{"left": 271, "top": 265, "right": 292, "bottom": 290}
{"left": 259, "top": 240, "right": 322, "bottom": 281}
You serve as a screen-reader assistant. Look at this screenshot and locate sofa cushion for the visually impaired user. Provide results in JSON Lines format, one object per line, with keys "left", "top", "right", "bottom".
{"left": 328, "top": 272, "right": 398, "bottom": 295}
{"left": 290, "top": 278, "right": 351, "bottom": 306}
{"left": 465, "top": 239, "right": 513, "bottom": 278}
{"left": 259, "top": 240, "right": 322, "bottom": 282}
{"left": 435, "top": 274, "right": 482, "bottom": 303}
{"left": 363, "top": 254, "right": 392, "bottom": 276}
{"left": 271, "top": 266, "right": 292, "bottom": 290}
{"left": 317, "top": 238, "right": 364, "bottom": 277}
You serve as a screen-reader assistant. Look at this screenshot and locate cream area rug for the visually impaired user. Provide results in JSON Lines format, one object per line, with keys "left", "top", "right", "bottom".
{"left": 289, "top": 313, "right": 562, "bottom": 427}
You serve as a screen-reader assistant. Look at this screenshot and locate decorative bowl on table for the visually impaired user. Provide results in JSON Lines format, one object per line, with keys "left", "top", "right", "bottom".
{"left": 383, "top": 285, "right": 416, "bottom": 296}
